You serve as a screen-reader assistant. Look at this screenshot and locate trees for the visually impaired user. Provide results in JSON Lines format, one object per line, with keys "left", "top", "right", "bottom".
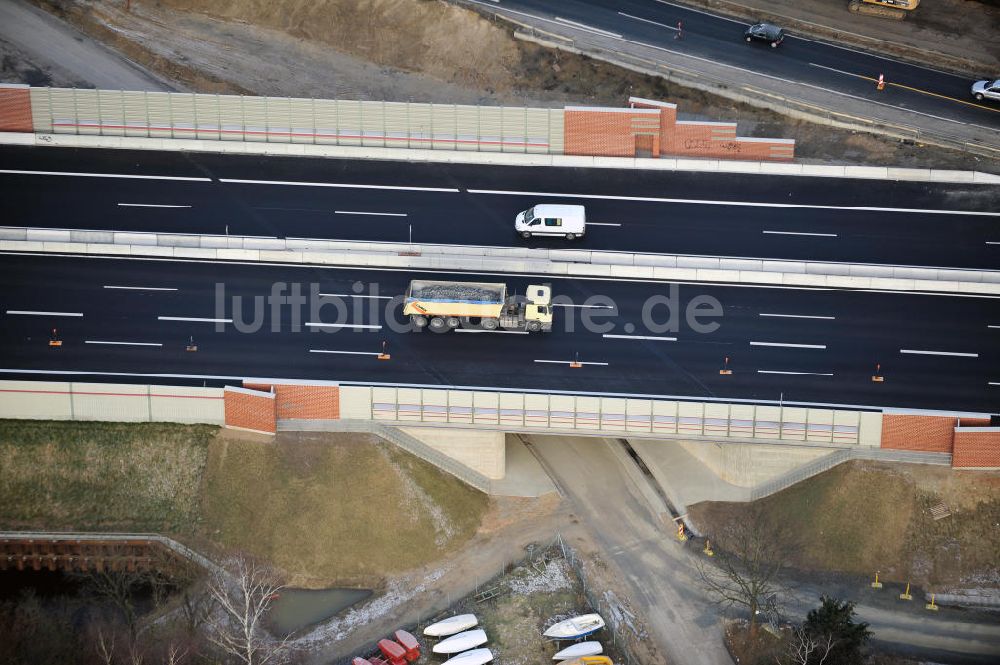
{"left": 801, "top": 596, "right": 871, "bottom": 665}
{"left": 698, "top": 507, "right": 788, "bottom": 633}
{"left": 206, "top": 553, "right": 290, "bottom": 665}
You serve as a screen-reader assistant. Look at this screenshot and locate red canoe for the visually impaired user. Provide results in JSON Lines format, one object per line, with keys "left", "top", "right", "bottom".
{"left": 394, "top": 630, "right": 420, "bottom": 661}
{"left": 378, "top": 639, "right": 407, "bottom": 665}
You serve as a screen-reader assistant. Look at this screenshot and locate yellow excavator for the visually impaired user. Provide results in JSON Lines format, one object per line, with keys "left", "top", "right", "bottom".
{"left": 848, "top": 0, "right": 919, "bottom": 20}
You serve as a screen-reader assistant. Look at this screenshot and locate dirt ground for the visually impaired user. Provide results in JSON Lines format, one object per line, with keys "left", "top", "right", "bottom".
{"left": 17, "top": 0, "right": 998, "bottom": 171}
{"left": 688, "top": 460, "right": 1000, "bottom": 589}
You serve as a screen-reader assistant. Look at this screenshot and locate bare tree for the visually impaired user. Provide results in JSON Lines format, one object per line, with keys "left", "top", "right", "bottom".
{"left": 697, "top": 507, "right": 789, "bottom": 635}
{"left": 207, "top": 554, "right": 289, "bottom": 665}
{"left": 776, "top": 625, "right": 835, "bottom": 665}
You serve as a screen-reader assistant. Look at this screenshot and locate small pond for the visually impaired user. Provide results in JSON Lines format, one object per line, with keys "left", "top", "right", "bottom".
{"left": 267, "top": 586, "right": 372, "bottom": 635}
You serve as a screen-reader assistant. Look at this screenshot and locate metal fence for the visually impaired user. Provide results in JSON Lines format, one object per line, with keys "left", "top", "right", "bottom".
{"left": 28, "top": 87, "right": 565, "bottom": 154}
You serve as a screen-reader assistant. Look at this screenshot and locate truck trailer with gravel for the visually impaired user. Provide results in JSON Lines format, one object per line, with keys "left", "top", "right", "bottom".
{"left": 403, "top": 280, "right": 553, "bottom": 332}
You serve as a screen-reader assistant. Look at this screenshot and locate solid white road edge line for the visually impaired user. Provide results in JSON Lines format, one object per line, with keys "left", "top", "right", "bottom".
{"left": 219, "top": 178, "right": 459, "bottom": 193}
{"left": 899, "top": 349, "right": 979, "bottom": 357}
{"left": 305, "top": 322, "right": 383, "bottom": 330}
{"left": 750, "top": 341, "right": 827, "bottom": 349}
{"left": 759, "top": 313, "right": 836, "bottom": 320}
{"left": 587, "top": 222, "right": 623, "bottom": 226}
{"left": 0, "top": 169, "right": 211, "bottom": 182}
{"left": 158, "top": 316, "right": 232, "bottom": 323}
{"left": 467, "top": 189, "right": 1000, "bottom": 217}
{"left": 6, "top": 310, "right": 83, "bottom": 317}
{"left": 554, "top": 16, "right": 623, "bottom": 38}
{"left": 603, "top": 334, "right": 677, "bottom": 341}
{"left": 619, "top": 11, "right": 678, "bottom": 30}
{"left": 85, "top": 340, "right": 163, "bottom": 347}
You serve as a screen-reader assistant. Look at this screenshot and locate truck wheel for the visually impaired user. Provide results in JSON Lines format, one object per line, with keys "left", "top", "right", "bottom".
{"left": 565, "top": 233, "right": 576, "bottom": 240}
{"left": 446, "top": 317, "right": 461, "bottom": 328}
{"left": 527, "top": 321, "right": 542, "bottom": 332}
{"left": 520, "top": 231, "right": 532, "bottom": 239}
{"left": 412, "top": 315, "right": 428, "bottom": 328}
{"left": 429, "top": 317, "right": 447, "bottom": 331}
{"left": 482, "top": 318, "right": 499, "bottom": 330}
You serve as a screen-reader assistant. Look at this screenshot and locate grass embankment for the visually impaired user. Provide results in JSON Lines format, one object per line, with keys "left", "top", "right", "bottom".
{"left": 689, "top": 461, "right": 1000, "bottom": 586}
{"left": 0, "top": 420, "right": 213, "bottom": 533}
{"left": 0, "top": 421, "right": 489, "bottom": 586}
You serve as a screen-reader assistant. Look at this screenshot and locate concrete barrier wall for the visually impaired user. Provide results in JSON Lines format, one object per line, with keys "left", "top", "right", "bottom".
{"left": 343, "top": 385, "right": 882, "bottom": 447}
{"left": 0, "top": 380, "right": 224, "bottom": 424}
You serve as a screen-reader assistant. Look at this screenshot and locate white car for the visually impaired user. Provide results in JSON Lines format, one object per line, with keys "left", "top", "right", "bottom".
{"left": 515, "top": 204, "right": 586, "bottom": 240}
{"left": 971, "top": 79, "right": 1000, "bottom": 102}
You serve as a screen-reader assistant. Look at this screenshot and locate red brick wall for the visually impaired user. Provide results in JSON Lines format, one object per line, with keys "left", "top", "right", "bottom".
{"left": 952, "top": 430, "right": 1000, "bottom": 468}
{"left": 224, "top": 387, "right": 276, "bottom": 434}
{"left": 0, "top": 85, "right": 33, "bottom": 133}
{"left": 880, "top": 414, "right": 956, "bottom": 453}
{"left": 564, "top": 108, "right": 661, "bottom": 157}
{"left": 274, "top": 385, "right": 340, "bottom": 420}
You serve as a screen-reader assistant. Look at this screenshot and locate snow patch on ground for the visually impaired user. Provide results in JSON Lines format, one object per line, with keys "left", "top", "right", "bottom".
{"left": 507, "top": 559, "right": 572, "bottom": 595}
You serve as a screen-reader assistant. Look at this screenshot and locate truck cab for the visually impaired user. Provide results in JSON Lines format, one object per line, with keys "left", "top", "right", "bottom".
{"left": 523, "top": 284, "right": 553, "bottom": 332}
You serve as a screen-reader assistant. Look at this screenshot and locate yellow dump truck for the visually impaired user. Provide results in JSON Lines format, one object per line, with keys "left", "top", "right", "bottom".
{"left": 403, "top": 280, "right": 553, "bottom": 332}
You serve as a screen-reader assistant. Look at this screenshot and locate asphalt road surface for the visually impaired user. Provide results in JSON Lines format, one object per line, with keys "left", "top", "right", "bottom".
{"left": 2, "top": 146, "right": 999, "bottom": 270}
{"left": 1, "top": 254, "right": 997, "bottom": 412}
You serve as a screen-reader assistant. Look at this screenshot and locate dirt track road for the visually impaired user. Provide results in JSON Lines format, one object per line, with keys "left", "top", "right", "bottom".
{"left": 0, "top": 0, "right": 170, "bottom": 90}
{"left": 529, "top": 436, "right": 1000, "bottom": 665}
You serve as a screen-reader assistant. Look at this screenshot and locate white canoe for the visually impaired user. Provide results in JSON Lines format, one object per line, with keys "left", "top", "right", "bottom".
{"left": 553, "top": 642, "right": 603, "bottom": 660}
{"left": 424, "top": 614, "right": 479, "bottom": 637}
{"left": 543, "top": 614, "right": 606, "bottom": 639}
{"left": 433, "top": 629, "right": 488, "bottom": 654}
{"left": 441, "top": 648, "right": 493, "bottom": 665}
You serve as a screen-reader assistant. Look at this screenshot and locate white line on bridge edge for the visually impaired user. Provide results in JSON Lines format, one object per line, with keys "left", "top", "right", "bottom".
{"left": 750, "top": 341, "right": 827, "bottom": 349}
{"left": 900, "top": 349, "right": 979, "bottom": 358}
{"left": 618, "top": 12, "right": 678, "bottom": 30}
{"left": 759, "top": 313, "right": 836, "bottom": 320}
{"left": 117, "top": 203, "right": 192, "bottom": 208}
{"left": 305, "top": 322, "right": 383, "bottom": 330}
{"left": 158, "top": 316, "right": 232, "bottom": 323}
{"left": 603, "top": 334, "right": 677, "bottom": 341}
{"left": 0, "top": 169, "right": 211, "bottom": 182}
{"left": 535, "top": 359, "right": 610, "bottom": 366}
{"left": 763, "top": 230, "right": 838, "bottom": 238}
{"left": 219, "top": 178, "right": 459, "bottom": 193}
{"left": 466, "top": 189, "right": 1000, "bottom": 217}
{"left": 85, "top": 340, "right": 163, "bottom": 347}
{"left": 6, "top": 310, "right": 83, "bottom": 317}
{"left": 554, "top": 17, "right": 623, "bottom": 38}
{"left": 989, "top": 325, "right": 1000, "bottom": 329}
{"left": 309, "top": 349, "right": 382, "bottom": 356}
{"left": 587, "top": 222, "right": 623, "bottom": 227}
{"left": 319, "top": 293, "right": 394, "bottom": 300}
{"left": 990, "top": 382, "right": 1000, "bottom": 386}
{"left": 757, "top": 370, "right": 834, "bottom": 376}
{"left": 104, "top": 285, "right": 178, "bottom": 291}
{"left": 334, "top": 210, "right": 408, "bottom": 217}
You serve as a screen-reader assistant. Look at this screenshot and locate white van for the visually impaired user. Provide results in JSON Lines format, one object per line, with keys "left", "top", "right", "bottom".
{"left": 515, "top": 204, "right": 586, "bottom": 240}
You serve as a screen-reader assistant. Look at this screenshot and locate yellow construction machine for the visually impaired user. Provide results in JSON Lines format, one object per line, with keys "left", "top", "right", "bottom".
{"left": 848, "top": 0, "right": 919, "bottom": 20}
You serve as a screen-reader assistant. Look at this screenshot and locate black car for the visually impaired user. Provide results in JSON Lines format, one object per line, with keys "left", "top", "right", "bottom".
{"left": 744, "top": 22, "right": 785, "bottom": 48}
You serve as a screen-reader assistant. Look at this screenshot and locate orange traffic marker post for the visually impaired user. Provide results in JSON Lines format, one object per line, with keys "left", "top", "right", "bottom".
{"left": 703, "top": 539, "right": 714, "bottom": 557}
{"left": 676, "top": 522, "right": 688, "bottom": 542}
{"left": 377, "top": 341, "right": 391, "bottom": 361}
{"left": 569, "top": 352, "right": 582, "bottom": 369}
{"left": 871, "top": 571, "right": 883, "bottom": 590}
{"left": 899, "top": 582, "right": 912, "bottom": 601}
{"left": 48, "top": 328, "right": 62, "bottom": 347}
{"left": 186, "top": 335, "right": 198, "bottom": 352}
{"left": 719, "top": 356, "right": 733, "bottom": 375}
{"left": 877, "top": 74, "right": 885, "bottom": 91}
{"left": 925, "top": 593, "right": 939, "bottom": 611}
{"left": 871, "top": 362, "right": 884, "bottom": 383}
